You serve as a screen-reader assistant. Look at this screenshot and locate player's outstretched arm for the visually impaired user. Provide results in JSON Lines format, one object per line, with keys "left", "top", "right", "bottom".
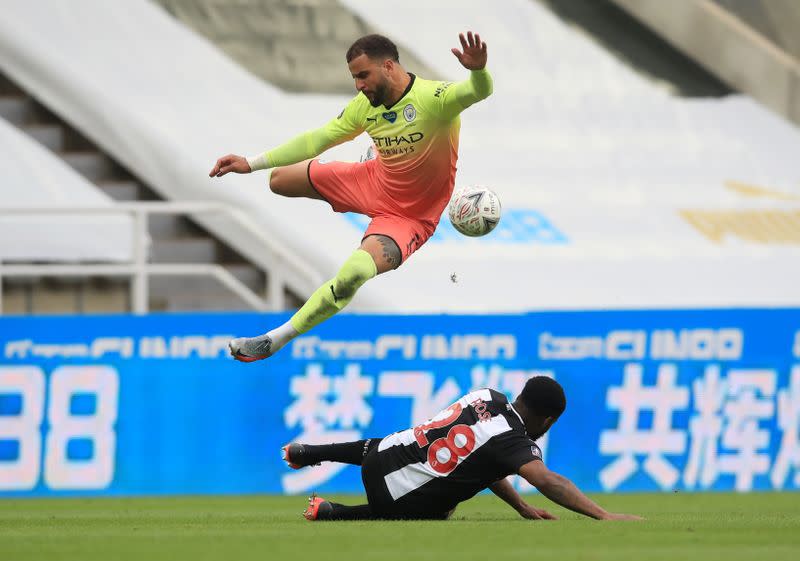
{"left": 489, "top": 477, "right": 557, "bottom": 520}
{"left": 519, "top": 461, "right": 643, "bottom": 521}
{"left": 438, "top": 31, "right": 493, "bottom": 119}
{"left": 210, "top": 95, "right": 366, "bottom": 179}
{"left": 209, "top": 154, "right": 251, "bottom": 177}
{"left": 451, "top": 31, "right": 487, "bottom": 71}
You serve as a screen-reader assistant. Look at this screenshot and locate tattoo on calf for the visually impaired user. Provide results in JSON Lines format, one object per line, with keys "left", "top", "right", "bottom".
{"left": 376, "top": 235, "right": 401, "bottom": 269}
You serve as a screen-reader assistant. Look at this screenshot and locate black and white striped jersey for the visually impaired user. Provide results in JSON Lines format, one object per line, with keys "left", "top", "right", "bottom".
{"left": 375, "top": 388, "right": 543, "bottom": 512}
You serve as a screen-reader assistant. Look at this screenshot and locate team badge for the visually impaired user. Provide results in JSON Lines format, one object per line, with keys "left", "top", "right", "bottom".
{"left": 382, "top": 111, "right": 397, "bottom": 123}
{"left": 403, "top": 104, "right": 416, "bottom": 122}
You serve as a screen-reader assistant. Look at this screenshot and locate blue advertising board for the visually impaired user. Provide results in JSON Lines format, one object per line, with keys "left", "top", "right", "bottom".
{"left": 1, "top": 309, "right": 799, "bottom": 497}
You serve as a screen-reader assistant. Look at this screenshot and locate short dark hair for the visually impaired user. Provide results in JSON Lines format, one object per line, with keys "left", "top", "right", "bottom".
{"left": 346, "top": 34, "right": 399, "bottom": 63}
{"left": 519, "top": 376, "right": 566, "bottom": 418}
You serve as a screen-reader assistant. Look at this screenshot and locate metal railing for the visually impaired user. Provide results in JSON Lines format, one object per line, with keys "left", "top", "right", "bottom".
{"left": 0, "top": 202, "right": 322, "bottom": 314}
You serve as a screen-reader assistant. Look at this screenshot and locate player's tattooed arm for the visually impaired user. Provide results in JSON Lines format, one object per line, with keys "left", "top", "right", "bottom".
{"left": 489, "top": 478, "right": 557, "bottom": 520}
{"left": 519, "top": 461, "right": 642, "bottom": 521}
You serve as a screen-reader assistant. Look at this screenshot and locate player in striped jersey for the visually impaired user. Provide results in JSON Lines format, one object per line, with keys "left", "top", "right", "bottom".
{"left": 283, "top": 376, "right": 641, "bottom": 521}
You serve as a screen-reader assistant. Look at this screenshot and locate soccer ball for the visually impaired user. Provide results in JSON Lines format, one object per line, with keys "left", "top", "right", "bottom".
{"left": 447, "top": 186, "right": 502, "bottom": 237}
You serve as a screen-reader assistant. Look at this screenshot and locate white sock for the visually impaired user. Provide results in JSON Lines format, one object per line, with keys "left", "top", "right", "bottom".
{"left": 266, "top": 321, "right": 299, "bottom": 352}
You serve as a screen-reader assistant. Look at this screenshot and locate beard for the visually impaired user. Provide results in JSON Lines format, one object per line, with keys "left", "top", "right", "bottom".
{"left": 366, "top": 82, "right": 389, "bottom": 107}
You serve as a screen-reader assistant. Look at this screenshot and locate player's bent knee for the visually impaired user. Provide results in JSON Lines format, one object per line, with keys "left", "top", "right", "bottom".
{"left": 268, "top": 167, "right": 286, "bottom": 195}
{"left": 269, "top": 166, "right": 303, "bottom": 197}
{"left": 362, "top": 234, "right": 402, "bottom": 273}
{"left": 269, "top": 162, "right": 318, "bottom": 199}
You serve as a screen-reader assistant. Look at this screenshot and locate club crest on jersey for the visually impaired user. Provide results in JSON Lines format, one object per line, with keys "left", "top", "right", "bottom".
{"left": 403, "top": 103, "right": 416, "bottom": 122}
{"left": 382, "top": 111, "right": 397, "bottom": 123}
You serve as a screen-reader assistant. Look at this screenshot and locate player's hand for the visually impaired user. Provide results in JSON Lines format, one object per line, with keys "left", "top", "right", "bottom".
{"left": 602, "top": 512, "right": 644, "bottom": 521}
{"left": 518, "top": 503, "right": 558, "bottom": 520}
{"left": 451, "top": 31, "right": 487, "bottom": 70}
{"left": 209, "top": 154, "right": 251, "bottom": 177}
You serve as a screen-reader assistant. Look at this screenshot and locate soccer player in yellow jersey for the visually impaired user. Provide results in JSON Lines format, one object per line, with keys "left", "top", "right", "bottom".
{"left": 210, "top": 32, "right": 493, "bottom": 361}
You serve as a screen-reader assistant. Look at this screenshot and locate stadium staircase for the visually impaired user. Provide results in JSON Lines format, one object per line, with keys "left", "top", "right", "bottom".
{"left": 0, "top": 0, "right": 433, "bottom": 316}
{"left": 0, "top": 71, "right": 273, "bottom": 314}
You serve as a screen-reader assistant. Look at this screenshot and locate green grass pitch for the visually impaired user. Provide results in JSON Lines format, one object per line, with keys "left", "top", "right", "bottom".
{"left": 1, "top": 493, "right": 798, "bottom": 561}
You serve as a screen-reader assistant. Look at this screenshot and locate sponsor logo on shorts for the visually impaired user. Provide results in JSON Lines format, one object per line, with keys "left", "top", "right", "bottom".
{"left": 403, "top": 104, "right": 416, "bottom": 122}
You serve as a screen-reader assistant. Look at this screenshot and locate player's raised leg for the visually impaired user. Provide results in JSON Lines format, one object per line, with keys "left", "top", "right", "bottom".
{"left": 229, "top": 234, "right": 399, "bottom": 362}
{"left": 282, "top": 439, "right": 379, "bottom": 469}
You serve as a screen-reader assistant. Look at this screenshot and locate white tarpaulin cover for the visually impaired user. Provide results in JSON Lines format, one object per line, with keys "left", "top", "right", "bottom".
{"left": 0, "top": 118, "right": 132, "bottom": 262}
{"left": 0, "top": 0, "right": 798, "bottom": 310}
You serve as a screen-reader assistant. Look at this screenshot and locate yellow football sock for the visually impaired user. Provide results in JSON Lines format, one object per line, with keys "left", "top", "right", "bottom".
{"left": 290, "top": 249, "right": 377, "bottom": 334}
